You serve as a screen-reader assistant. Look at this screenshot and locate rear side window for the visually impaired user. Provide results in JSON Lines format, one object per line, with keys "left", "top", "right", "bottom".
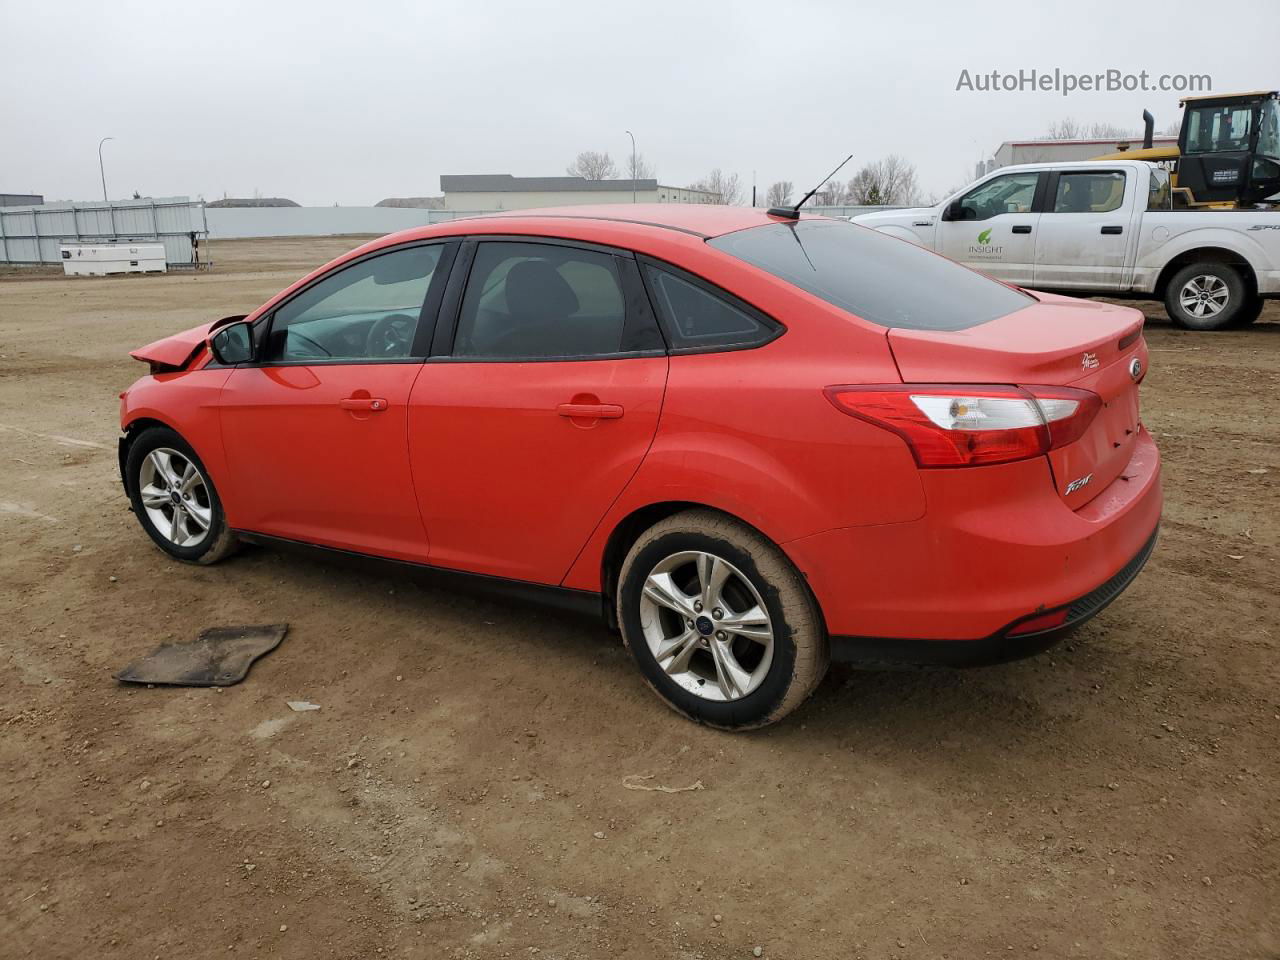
{"left": 643, "top": 264, "right": 775, "bottom": 350}
{"left": 454, "top": 241, "right": 627, "bottom": 359}
{"left": 1052, "top": 171, "right": 1125, "bottom": 213}
{"left": 708, "top": 219, "right": 1033, "bottom": 332}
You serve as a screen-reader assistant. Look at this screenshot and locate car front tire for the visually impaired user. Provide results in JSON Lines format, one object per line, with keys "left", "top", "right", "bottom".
{"left": 617, "top": 509, "right": 828, "bottom": 729}
{"left": 125, "top": 426, "right": 238, "bottom": 565}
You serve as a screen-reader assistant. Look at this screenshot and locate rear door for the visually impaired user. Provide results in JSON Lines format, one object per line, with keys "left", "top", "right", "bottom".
{"left": 407, "top": 238, "right": 668, "bottom": 584}
{"left": 937, "top": 170, "right": 1044, "bottom": 285}
{"left": 1033, "top": 169, "right": 1136, "bottom": 291}
{"left": 218, "top": 242, "right": 454, "bottom": 561}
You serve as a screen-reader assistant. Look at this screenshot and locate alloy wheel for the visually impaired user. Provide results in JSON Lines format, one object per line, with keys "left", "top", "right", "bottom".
{"left": 137, "top": 447, "right": 212, "bottom": 548}
{"left": 638, "top": 550, "right": 775, "bottom": 702}
{"left": 1179, "top": 274, "right": 1230, "bottom": 319}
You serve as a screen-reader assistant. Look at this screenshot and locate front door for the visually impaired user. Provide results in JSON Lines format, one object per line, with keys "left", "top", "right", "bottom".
{"left": 1033, "top": 169, "right": 1134, "bottom": 291}
{"left": 219, "top": 242, "right": 451, "bottom": 561}
{"left": 408, "top": 239, "right": 668, "bottom": 584}
{"left": 937, "top": 170, "right": 1043, "bottom": 286}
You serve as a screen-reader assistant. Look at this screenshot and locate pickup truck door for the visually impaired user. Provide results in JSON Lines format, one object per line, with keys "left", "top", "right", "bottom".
{"left": 936, "top": 171, "right": 1043, "bottom": 286}
{"left": 1033, "top": 169, "right": 1136, "bottom": 291}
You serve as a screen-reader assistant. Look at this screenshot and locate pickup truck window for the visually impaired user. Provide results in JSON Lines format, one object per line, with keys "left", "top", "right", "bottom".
{"left": 1148, "top": 170, "right": 1172, "bottom": 210}
{"left": 709, "top": 219, "right": 1033, "bottom": 332}
{"left": 954, "top": 172, "right": 1039, "bottom": 221}
{"left": 1051, "top": 172, "right": 1125, "bottom": 213}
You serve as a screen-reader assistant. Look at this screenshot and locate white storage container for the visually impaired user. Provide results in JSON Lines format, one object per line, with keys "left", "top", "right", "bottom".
{"left": 61, "top": 242, "right": 167, "bottom": 276}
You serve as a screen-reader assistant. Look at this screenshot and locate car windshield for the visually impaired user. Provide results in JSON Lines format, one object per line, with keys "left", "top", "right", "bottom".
{"left": 708, "top": 218, "right": 1033, "bottom": 331}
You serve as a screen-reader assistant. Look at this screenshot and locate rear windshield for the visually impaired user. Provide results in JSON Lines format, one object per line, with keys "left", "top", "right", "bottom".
{"left": 708, "top": 218, "right": 1033, "bottom": 331}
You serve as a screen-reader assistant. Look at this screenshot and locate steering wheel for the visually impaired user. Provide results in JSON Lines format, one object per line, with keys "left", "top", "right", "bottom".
{"left": 365, "top": 313, "right": 417, "bottom": 358}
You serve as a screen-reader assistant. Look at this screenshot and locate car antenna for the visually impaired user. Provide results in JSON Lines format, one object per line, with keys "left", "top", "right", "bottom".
{"left": 768, "top": 154, "right": 854, "bottom": 220}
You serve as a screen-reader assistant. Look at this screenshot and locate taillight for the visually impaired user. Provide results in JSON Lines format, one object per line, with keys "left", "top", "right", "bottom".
{"left": 825, "top": 384, "right": 1102, "bottom": 468}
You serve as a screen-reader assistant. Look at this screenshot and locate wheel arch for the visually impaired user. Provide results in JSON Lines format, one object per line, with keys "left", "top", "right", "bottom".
{"left": 1154, "top": 247, "right": 1259, "bottom": 301}
{"left": 119, "top": 416, "right": 179, "bottom": 492}
{"left": 596, "top": 500, "right": 825, "bottom": 635}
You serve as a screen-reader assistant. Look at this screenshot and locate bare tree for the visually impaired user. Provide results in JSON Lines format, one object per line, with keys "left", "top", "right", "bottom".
{"left": 846, "top": 155, "right": 921, "bottom": 205}
{"left": 815, "top": 178, "right": 846, "bottom": 206}
{"left": 688, "top": 168, "right": 743, "bottom": 205}
{"left": 1163, "top": 118, "right": 1183, "bottom": 137}
{"left": 765, "top": 180, "right": 793, "bottom": 207}
{"left": 1042, "top": 118, "right": 1137, "bottom": 140}
{"left": 566, "top": 150, "right": 618, "bottom": 180}
{"left": 626, "top": 152, "right": 655, "bottom": 181}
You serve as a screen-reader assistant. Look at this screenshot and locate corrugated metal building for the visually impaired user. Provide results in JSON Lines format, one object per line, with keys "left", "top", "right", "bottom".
{"left": 0, "top": 197, "right": 207, "bottom": 266}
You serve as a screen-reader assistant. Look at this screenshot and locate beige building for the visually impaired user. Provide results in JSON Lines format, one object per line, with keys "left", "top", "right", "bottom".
{"left": 440, "top": 174, "right": 719, "bottom": 211}
{"left": 983, "top": 136, "right": 1179, "bottom": 177}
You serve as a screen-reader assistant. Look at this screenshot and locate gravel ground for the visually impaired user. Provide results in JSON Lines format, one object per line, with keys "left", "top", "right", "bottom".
{"left": 1, "top": 237, "right": 1277, "bottom": 959}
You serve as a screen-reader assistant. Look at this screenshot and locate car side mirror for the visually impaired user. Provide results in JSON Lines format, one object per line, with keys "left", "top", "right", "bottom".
{"left": 943, "top": 200, "right": 966, "bottom": 222}
{"left": 210, "top": 322, "right": 255, "bottom": 365}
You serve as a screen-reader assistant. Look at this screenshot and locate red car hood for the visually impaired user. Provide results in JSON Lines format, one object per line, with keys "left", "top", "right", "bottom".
{"left": 130, "top": 316, "right": 244, "bottom": 370}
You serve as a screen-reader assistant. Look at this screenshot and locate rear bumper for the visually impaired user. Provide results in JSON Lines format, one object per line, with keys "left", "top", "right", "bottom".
{"left": 827, "top": 526, "right": 1157, "bottom": 666}
{"left": 783, "top": 426, "right": 1162, "bottom": 644}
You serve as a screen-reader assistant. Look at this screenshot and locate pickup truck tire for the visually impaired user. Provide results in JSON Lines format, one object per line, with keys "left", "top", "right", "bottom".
{"left": 1164, "top": 263, "right": 1248, "bottom": 331}
{"left": 1229, "top": 295, "right": 1265, "bottom": 328}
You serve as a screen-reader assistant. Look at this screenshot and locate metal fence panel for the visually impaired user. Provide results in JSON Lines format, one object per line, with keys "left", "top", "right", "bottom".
{"left": 0, "top": 197, "right": 207, "bottom": 266}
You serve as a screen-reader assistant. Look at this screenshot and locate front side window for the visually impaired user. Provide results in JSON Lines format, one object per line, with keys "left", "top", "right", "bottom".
{"left": 954, "top": 172, "right": 1040, "bottom": 221}
{"left": 453, "top": 242, "right": 627, "bottom": 359}
{"left": 266, "top": 245, "right": 441, "bottom": 362}
{"left": 709, "top": 218, "right": 1032, "bottom": 332}
{"left": 1052, "top": 172, "right": 1125, "bottom": 213}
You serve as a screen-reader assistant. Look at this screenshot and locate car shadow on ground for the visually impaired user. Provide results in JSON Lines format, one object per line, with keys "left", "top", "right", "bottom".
{"left": 237, "top": 540, "right": 1116, "bottom": 751}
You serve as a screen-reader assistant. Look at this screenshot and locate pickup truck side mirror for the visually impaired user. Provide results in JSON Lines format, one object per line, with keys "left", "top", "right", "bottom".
{"left": 942, "top": 200, "right": 967, "bottom": 222}
{"left": 209, "top": 321, "right": 255, "bottom": 365}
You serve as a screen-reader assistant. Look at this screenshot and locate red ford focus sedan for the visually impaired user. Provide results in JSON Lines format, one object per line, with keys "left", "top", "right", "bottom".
{"left": 119, "top": 205, "right": 1161, "bottom": 728}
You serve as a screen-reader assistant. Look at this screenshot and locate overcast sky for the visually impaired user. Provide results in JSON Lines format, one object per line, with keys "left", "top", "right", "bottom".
{"left": 3, "top": 0, "right": 1276, "bottom": 206}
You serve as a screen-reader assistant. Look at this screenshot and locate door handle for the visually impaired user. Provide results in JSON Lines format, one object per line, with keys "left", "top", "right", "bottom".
{"left": 339, "top": 397, "right": 388, "bottom": 412}
{"left": 1012, "top": 225, "right": 1032, "bottom": 234}
{"left": 1101, "top": 225, "right": 1123, "bottom": 235}
{"left": 557, "top": 402, "right": 624, "bottom": 420}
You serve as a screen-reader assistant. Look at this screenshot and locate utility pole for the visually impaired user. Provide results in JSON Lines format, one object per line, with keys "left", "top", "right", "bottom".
{"left": 625, "top": 130, "right": 637, "bottom": 203}
{"left": 98, "top": 137, "right": 114, "bottom": 202}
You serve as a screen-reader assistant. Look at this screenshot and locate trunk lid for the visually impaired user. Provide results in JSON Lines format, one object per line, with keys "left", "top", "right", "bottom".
{"left": 886, "top": 293, "right": 1148, "bottom": 509}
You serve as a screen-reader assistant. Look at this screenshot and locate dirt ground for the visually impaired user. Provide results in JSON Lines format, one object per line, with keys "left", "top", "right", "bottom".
{"left": 1, "top": 237, "right": 1277, "bottom": 960}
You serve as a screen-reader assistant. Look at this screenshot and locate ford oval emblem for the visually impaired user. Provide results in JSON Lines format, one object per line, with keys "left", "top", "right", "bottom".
{"left": 1129, "top": 357, "right": 1143, "bottom": 381}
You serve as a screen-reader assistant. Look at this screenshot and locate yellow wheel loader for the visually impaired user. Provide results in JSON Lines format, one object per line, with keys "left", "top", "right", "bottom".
{"left": 1096, "top": 91, "right": 1280, "bottom": 208}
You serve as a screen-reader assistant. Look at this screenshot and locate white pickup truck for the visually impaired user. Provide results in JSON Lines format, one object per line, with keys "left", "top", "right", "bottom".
{"left": 852, "top": 159, "right": 1280, "bottom": 330}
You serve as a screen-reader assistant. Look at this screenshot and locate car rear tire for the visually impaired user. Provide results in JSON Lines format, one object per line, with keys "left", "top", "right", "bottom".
{"left": 1164, "top": 262, "right": 1248, "bottom": 331}
{"left": 616, "top": 509, "right": 828, "bottom": 729}
{"left": 125, "top": 426, "right": 238, "bottom": 565}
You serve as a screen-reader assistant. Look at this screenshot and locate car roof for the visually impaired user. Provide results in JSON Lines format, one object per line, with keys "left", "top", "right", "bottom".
{"left": 381, "top": 203, "right": 820, "bottom": 244}
{"left": 986, "top": 159, "right": 1150, "bottom": 175}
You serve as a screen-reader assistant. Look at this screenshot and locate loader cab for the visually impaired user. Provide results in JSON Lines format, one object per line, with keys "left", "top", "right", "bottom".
{"left": 1177, "top": 92, "right": 1280, "bottom": 206}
